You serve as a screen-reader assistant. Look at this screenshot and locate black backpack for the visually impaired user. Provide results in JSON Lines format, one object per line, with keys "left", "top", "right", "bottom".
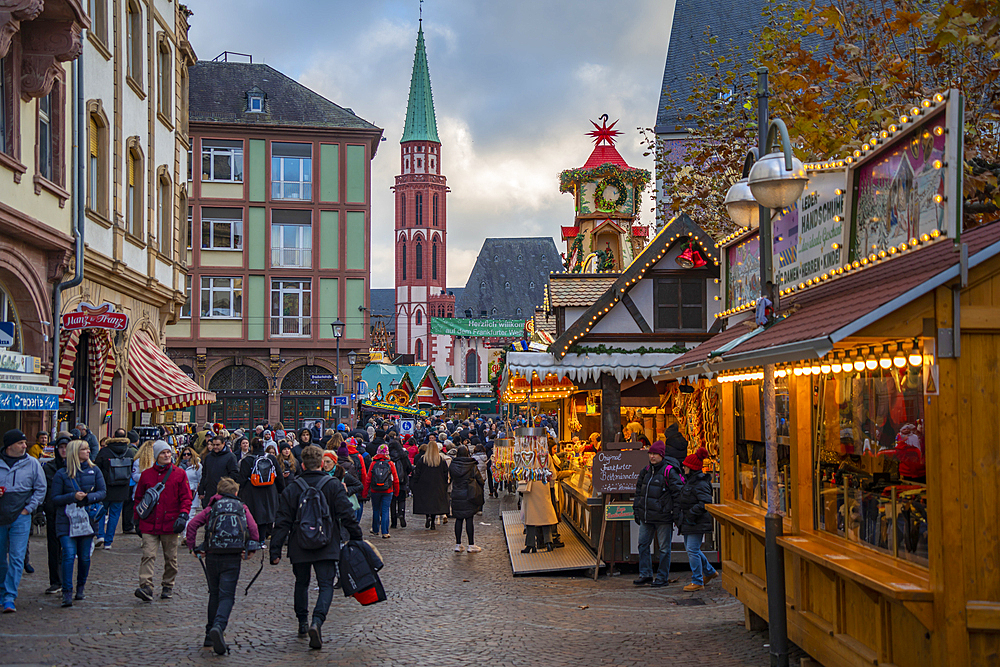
{"left": 294, "top": 477, "right": 334, "bottom": 550}
{"left": 369, "top": 460, "right": 393, "bottom": 493}
{"left": 106, "top": 448, "right": 134, "bottom": 487}
{"left": 206, "top": 495, "right": 249, "bottom": 554}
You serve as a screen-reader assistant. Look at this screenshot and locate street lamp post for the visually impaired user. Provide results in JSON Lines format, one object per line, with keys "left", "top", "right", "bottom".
{"left": 347, "top": 349, "right": 357, "bottom": 428}
{"left": 723, "top": 67, "right": 806, "bottom": 667}
{"left": 331, "top": 319, "right": 344, "bottom": 424}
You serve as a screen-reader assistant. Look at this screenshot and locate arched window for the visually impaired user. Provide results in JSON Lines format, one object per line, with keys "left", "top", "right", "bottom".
{"left": 432, "top": 243, "right": 438, "bottom": 280}
{"left": 88, "top": 110, "right": 108, "bottom": 217}
{"left": 465, "top": 350, "right": 479, "bottom": 383}
{"left": 126, "top": 142, "right": 143, "bottom": 238}
{"left": 400, "top": 193, "right": 406, "bottom": 226}
{"left": 158, "top": 172, "right": 172, "bottom": 259}
{"left": 480, "top": 281, "right": 486, "bottom": 289}
{"left": 415, "top": 309, "right": 422, "bottom": 326}
{"left": 504, "top": 281, "right": 510, "bottom": 290}
{"left": 516, "top": 307, "right": 522, "bottom": 316}
{"left": 529, "top": 281, "right": 535, "bottom": 289}
{"left": 400, "top": 241, "right": 406, "bottom": 280}
{"left": 414, "top": 338, "right": 423, "bottom": 361}
{"left": 491, "top": 307, "right": 497, "bottom": 316}
{"left": 415, "top": 192, "right": 423, "bottom": 225}
{"left": 432, "top": 193, "right": 439, "bottom": 226}
{"left": 415, "top": 242, "right": 423, "bottom": 279}
{"left": 126, "top": 1, "right": 142, "bottom": 83}
{"left": 158, "top": 39, "right": 171, "bottom": 118}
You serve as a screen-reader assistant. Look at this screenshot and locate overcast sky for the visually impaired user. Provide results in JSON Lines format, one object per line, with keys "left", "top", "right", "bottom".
{"left": 185, "top": 0, "right": 676, "bottom": 289}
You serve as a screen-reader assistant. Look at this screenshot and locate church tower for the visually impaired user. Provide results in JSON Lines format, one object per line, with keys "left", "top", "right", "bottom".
{"left": 394, "top": 20, "right": 452, "bottom": 365}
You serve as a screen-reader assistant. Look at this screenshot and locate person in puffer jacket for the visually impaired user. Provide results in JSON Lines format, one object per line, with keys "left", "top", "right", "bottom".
{"left": 133, "top": 441, "right": 192, "bottom": 602}
{"left": 632, "top": 440, "right": 684, "bottom": 588}
{"left": 0, "top": 429, "right": 47, "bottom": 613}
{"left": 676, "top": 447, "right": 717, "bottom": 592}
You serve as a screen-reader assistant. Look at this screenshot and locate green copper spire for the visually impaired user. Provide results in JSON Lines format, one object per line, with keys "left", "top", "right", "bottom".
{"left": 401, "top": 23, "right": 439, "bottom": 143}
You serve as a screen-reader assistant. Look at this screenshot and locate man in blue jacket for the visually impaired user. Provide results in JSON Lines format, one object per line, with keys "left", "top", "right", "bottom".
{"left": 0, "top": 429, "right": 48, "bottom": 613}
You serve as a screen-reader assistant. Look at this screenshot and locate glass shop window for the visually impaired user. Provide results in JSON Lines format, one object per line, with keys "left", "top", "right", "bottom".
{"left": 733, "top": 376, "right": 791, "bottom": 516}
{"left": 814, "top": 358, "right": 927, "bottom": 566}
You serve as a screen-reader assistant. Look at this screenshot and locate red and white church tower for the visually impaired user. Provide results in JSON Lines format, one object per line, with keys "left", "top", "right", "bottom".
{"left": 394, "top": 20, "right": 454, "bottom": 366}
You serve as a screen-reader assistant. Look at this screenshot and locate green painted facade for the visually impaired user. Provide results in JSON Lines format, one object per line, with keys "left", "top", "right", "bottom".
{"left": 249, "top": 139, "right": 266, "bottom": 202}
{"left": 320, "top": 211, "right": 339, "bottom": 270}
{"left": 247, "top": 275, "right": 266, "bottom": 340}
{"left": 345, "top": 145, "right": 366, "bottom": 203}
{"left": 248, "top": 207, "right": 266, "bottom": 270}
{"left": 319, "top": 278, "right": 339, "bottom": 339}
{"left": 320, "top": 143, "right": 339, "bottom": 202}
{"left": 345, "top": 211, "right": 365, "bottom": 270}
{"left": 401, "top": 26, "right": 439, "bottom": 143}
{"left": 345, "top": 278, "right": 365, "bottom": 339}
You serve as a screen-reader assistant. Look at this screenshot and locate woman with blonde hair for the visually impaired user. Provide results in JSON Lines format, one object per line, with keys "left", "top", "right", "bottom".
{"left": 131, "top": 441, "right": 156, "bottom": 483}
{"left": 51, "top": 440, "right": 106, "bottom": 607}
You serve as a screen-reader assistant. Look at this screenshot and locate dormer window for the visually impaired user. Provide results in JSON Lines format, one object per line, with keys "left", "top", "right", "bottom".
{"left": 247, "top": 89, "right": 265, "bottom": 113}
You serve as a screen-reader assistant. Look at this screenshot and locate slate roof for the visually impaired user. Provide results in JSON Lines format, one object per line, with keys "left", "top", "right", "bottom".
{"left": 189, "top": 61, "right": 382, "bottom": 134}
{"left": 401, "top": 25, "right": 439, "bottom": 143}
{"left": 663, "top": 221, "right": 1000, "bottom": 373}
{"left": 548, "top": 275, "right": 618, "bottom": 307}
{"left": 457, "top": 238, "right": 562, "bottom": 319}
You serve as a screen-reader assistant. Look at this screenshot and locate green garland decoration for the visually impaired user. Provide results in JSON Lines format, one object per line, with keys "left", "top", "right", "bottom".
{"left": 559, "top": 162, "right": 651, "bottom": 194}
{"left": 564, "top": 233, "right": 585, "bottom": 272}
{"left": 594, "top": 175, "right": 628, "bottom": 211}
{"left": 565, "top": 344, "right": 689, "bottom": 355}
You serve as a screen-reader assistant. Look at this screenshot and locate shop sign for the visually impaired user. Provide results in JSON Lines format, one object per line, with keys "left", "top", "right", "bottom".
{"left": 61, "top": 302, "right": 129, "bottom": 331}
{"left": 429, "top": 317, "right": 526, "bottom": 338}
{"left": 724, "top": 230, "right": 760, "bottom": 312}
{"left": 0, "top": 350, "right": 41, "bottom": 374}
{"left": 0, "top": 322, "right": 14, "bottom": 348}
{"left": 604, "top": 503, "right": 635, "bottom": 522}
{"left": 591, "top": 449, "right": 649, "bottom": 494}
{"left": 0, "top": 390, "right": 59, "bottom": 411}
{"left": 772, "top": 171, "right": 847, "bottom": 290}
{"left": 359, "top": 399, "right": 428, "bottom": 417}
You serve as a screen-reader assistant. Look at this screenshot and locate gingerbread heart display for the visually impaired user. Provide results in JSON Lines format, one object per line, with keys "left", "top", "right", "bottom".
{"left": 520, "top": 450, "right": 535, "bottom": 467}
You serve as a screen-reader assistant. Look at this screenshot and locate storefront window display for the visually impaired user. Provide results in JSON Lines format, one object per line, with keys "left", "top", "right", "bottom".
{"left": 733, "top": 376, "right": 791, "bottom": 516}
{"left": 814, "top": 346, "right": 927, "bottom": 566}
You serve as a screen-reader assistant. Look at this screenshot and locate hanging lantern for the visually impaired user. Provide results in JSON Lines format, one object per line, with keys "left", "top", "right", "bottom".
{"left": 676, "top": 241, "right": 707, "bottom": 269}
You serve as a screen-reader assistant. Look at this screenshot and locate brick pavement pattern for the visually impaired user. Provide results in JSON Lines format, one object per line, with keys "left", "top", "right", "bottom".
{"left": 1, "top": 496, "right": 803, "bottom": 666}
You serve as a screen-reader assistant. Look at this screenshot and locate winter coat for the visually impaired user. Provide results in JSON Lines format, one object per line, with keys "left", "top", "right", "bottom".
{"left": 335, "top": 468, "right": 363, "bottom": 498}
{"left": 405, "top": 442, "right": 418, "bottom": 465}
{"left": 388, "top": 442, "right": 412, "bottom": 493}
{"left": 181, "top": 462, "right": 202, "bottom": 496}
{"left": 197, "top": 446, "right": 239, "bottom": 499}
{"left": 51, "top": 463, "right": 107, "bottom": 536}
{"left": 277, "top": 456, "right": 298, "bottom": 482}
{"left": 364, "top": 453, "right": 400, "bottom": 497}
{"left": 0, "top": 453, "right": 46, "bottom": 524}
{"left": 633, "top": 459, "right": 683, "bottom": 525}
{"left": 522, "top": 479, "right": 558, "bottom": 527}
{"left": 92, "top": 438, "right": 137, "bottom": 503}
{"left": 238, "top": 452, "right": 286, "bottom": 526}
{"left": 270, "top": 470, "right": 362, "bottom": 564}
{"left": 676, "top": 471, "right": 714, "bottom": 535}
{"left": 366, "top": 436, "right": 385, "bottom": 459}
{"left": 472, "top": 452, "right": 488, "bottom": 481}
{"left": 133, "top": 463, "right": 193, "bottom": 535}
{"left": 410, "top": 455, "right": 449, "bottom": 516}
{"left": 185, "top": 493, "right": 260, "bottom": 552}
{"left": 448, "top": 456, "right": 484, "bottom": 519}
{"left": 42, "top": 452, "right": 67, "bottom": 515}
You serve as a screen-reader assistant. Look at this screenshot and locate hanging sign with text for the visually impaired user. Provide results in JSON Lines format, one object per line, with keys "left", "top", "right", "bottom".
{"left": 591, "top": 449, "right": 649, "bottom": 495}
{"left": 772, "top": 170, "right": 848, "bottom": 290}
{"left": 62, "top": 302, "right": 128, "bottom": 331}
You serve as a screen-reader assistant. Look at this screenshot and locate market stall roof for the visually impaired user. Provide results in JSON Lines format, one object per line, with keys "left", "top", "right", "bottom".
{"left": 660, "top": 221, "right": 1000, "bottom": 378}
{"left": 360, "top": 364, "right": 416, "bottom": 400}
{"left": 506, "top": 350, "right": 683, "bottom": 384}
{"left": 127, "top": 330, "right": 216, "bottom": 411}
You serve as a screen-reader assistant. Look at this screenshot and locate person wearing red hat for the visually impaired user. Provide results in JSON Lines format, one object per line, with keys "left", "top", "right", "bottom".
{"left": 677, "top": 447, "right": 717, "bottom": 591}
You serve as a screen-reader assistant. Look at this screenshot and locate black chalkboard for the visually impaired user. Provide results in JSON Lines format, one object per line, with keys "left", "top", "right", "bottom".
{"left": 591, "top": 450, "right": 650, "bottom": 495}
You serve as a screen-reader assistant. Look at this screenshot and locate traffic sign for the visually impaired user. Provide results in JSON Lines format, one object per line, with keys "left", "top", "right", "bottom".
{"left": 311, "top": 373, "right": 334, "bottom": 380}
{"left": 357, "top": 380, "right": 368, "bottom": 395}
{"left": 0, "top": 322, "right": 14, "bottom": 348}
{"left": 399, "top": 419, "right": 415, "bottom": 435}
{"left": 332, "top": 395, "right": 349, "bottom": 406}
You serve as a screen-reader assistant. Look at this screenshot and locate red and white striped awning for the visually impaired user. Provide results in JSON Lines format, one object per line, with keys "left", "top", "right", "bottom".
{"left": 58, "top": 329, "right": 115, "bottom": 403}
{"left": 127, "top": 330, "right": 215, "bottom": 412}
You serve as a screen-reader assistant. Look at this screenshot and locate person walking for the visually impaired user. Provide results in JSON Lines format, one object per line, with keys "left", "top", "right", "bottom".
{"left": 121, "top": 431, "right": 140, "bottom": 533}
{"left": 276, "top": 442, "right": 298, "bottom": 482}
{"left": 186, "top": 476, "right": 259, "bottom": 655}
{"left": 51, "top": 440, "right": 107, "bottom": 607}
{"left": 676, "top": 447, "right": 717, "bottom": 592}
{"left": 133, "top": 441, "right": 192, "bottom": 602}
{"left": 41, "top": 433, "right": 70, "bottom": 594}
{"left": 0, "top": 429, "right": 47, "bottom": 613}
{"left": 74, "top": 423, "right": 100, "bottom": 452}
{"left": 388, "top": 440, "right": 412, "bottom": 529}
{"left": 270, "top": 446, "right": 362, "bottom": 649}
{"left": 93, "top": 435, "right": 137, "bottom": 549}
{"left": 198, "top": 436, "right": 239, "bottom": 507}
{"left": 411, "top": 442, "right": 449, "bottom": 530}
{"left": 632, "top": 440, "right": 683, "bottom": 588}
{"left": 364, "top": 444, "right": 399, "bottom": 539}
{"left": 448, "top": 445, "right": 485, "bottom": 553}
{"left": 238, "top": 438, "right": 285, "bottom": 540}
{"left": 179, "top": 447, "right": 203, "bottom": 514}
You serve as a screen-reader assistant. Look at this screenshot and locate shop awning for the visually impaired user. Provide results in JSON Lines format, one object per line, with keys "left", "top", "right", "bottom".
{"left": 445, "top": 397, "right": 495, "bottom": 405}
{"left": 127, "top": 331, "right": 215, "bottom": 412}
{"left": 659, "top": 222, "right": 1000, "bottom": 379}
{"left": 506, "top": 350, "right": 683, "bottom": 384}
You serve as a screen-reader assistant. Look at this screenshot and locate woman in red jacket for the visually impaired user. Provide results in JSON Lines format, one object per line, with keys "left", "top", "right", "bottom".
{"left": 132, "top": 441, "right": 192, "bottom": 602}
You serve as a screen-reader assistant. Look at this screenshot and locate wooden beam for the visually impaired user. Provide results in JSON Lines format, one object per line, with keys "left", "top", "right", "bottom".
{"left": 960, "top": 305, "right": 1000, "bottom": 330}
{"left": 620, "top": 292, "right": 652, "bottom": 333}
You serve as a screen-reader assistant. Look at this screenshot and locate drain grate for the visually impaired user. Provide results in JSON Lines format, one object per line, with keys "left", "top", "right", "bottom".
{"left": 674, "top": 598, "right": 706, "bottom": 606}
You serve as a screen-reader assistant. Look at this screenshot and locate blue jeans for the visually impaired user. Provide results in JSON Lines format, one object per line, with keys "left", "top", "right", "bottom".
{"left": 638, "top": 522, "right": 673, "bottom": 582}
{"left": 97, "top": 501, "right": 123, "bottom": 544}
{"left": 684, "top": 533, "right": 716, "bottom": 585}
{"left": 370, "top": 493, "right": 391, "bottom": 535}
{"left": 0, "top": 513, "right": 31, "bottom": 606}
{"left": 59, "top": 535, "right": 93, "bottom": 594}
{"left": 355, "top": 500, "right": 364, "bottom": 524}
{"left": 206, "top": 554, "right": 242, "bottom": 634}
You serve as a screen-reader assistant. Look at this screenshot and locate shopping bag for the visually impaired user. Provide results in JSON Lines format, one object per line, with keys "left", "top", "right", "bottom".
{"left": 66, "top": 503, "right": 95, "bottom": 538}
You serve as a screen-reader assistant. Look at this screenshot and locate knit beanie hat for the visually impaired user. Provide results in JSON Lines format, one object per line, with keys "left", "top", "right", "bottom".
{"left": 2, "top": 429, "right": 26, "bottom": 450}
{"left": 377, "top": 443, "right": 389, "bottom": 457}
{"left": 152, "top": 440, "right": 172, "bottom": 461}
{"left": 648, "top": 440, "right": 666, "bottom": 458}
{"left": 682, "top": 446, "right": 710, "bottom": 472}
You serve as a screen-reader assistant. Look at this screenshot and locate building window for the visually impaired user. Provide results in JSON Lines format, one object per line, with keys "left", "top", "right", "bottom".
{"left": 516, "top": 307, "right": 522, "bottom": 316}
{"left": 158, "top": 175, "right": 172, "bottom": 258}
{"left": 504, "top": 281, "right": 510, "bottom": 290}
{"left": 271, "top": 142, "right": 311, "bottom": 200}
{"left": 201, "top": 276, "right": 242, "bottom": 318}
{"left": 126, "top": 146, "right": 143, "bottom": 237}
{"left": 400, "top": 241, "right": 406, "bottom": 280}
{"left": 400, "top": 193, "right": 406, "bottom": 226}
{"left": 157, "top": 41, "right": 171, "bottom": 119}
{"left": 491, "top": 308, "right": 497, "bottom": 316}
{"left": 654, "top": 277, "right": 705, "bottom": 331}
{"left": 465, "top": 350, "right": 479, "bottom": 383}
{"left": 432, "top": 243, "right": 438, "bottom": 280}
{"left": 415, "top": 338, "right": 423, "bottom": 361}
{"left": 201, "top": 139, "right": 243, "bottom": 182}
{"left": 181, "top": 275, "right": 192, "bottom": 318}
{"left": 247, "top": 93, "right": 263, "bottom": 113}
{"left": 186, "top": 206, "right": 192, "bottom": 249}
{"left": 87, "top": 113, "right": 108, "bottom": 216}
{"left": 415, "top": 242, "right": 423, "bottom": 279}
{"left": 432, "top": 193, "right": 438, "bottom": 226}
{"left": 88, "top": 0, "right": 108, "bottom": 44}
{"left": 529, "top": 281, "right": 535, "bottom": 289}
{"left": 415, "top": 192, "right": 423, "bottom": 226}
{"left": 270, "top": 279, "right": 311, "bottom": 336}
{"left": 0, "top": 283, "right": 21, "bottom": 352}
{"left": 187, "top": 148, "right": 192, "bottom": 182}
{"left": 415, "top": 310, "right": 422, "bottom": 326}
{"left": 126, "top": 1, "right": 142, "bottom": 83}
{"left": 201, "top": 207, "right": 243, "bottom": 250}
{"left": 271, "top": 209, "right": 311, "bottom": 268}
{"left": 38, "top": 92, "right": 53, "bottom": 180}
{"left": 480, "top": 281, "right": 486, "bottom": 289}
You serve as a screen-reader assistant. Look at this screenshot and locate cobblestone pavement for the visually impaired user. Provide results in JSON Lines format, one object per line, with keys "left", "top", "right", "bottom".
{"left": 2, "top": 496, "right": 805, "bottom": 666}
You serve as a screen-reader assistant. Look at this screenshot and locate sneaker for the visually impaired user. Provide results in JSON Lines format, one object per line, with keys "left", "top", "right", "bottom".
{"left": 370, "top": 529, "right": 378, "bottom": 536}
{"left": 650, "top": 579, "right": 668, "bottom": 588}
{"left": 94, "top": 537, "right": 104, "bottom": 548}
{"left": 298, "top": 621, "right": 309, "bottom": 636}
{"left": 704, "top": 571, "right": 719, "bottom": 585}
{"left": 454, "top": 544, "right": 464, "bottom": 552}
{"left": 381, "top": 533, "right": 391, "bottom": 539}
{"left": 2, "top": 602, "right": 15, "bottom": 613}
{"left": 683, "top": 583, "right": 704, "bottom": 592}
{"left": 467, "top": 545, "right": 482, "bottom": 553}
{"left": 308, "top": 622, "right": 323, "bottom": 649}
{"left": 203, "top": 635, "right": 214, "bottom": 648}
{"left": 45, "top": 585, "right": 62, "bottom": 595}
{"left": 23, "top": 561, "right": 34, "bottom": 574}
{"left": 61, "top": 593, "right": 73, "bottom": 608}
{"left": 633, "top": 577, "right": 653, "bottom": 586}
{"left": 209, "top": 626, "right": 228, "bottom": 655}
{"left": 160, "top": 586, "right": 173, "bottom": 599}
{"left": 134, "top": 585, "right": 153, "bottom": 602}
{"left": 104, "top": 543, "right": 113, "bottom": 550}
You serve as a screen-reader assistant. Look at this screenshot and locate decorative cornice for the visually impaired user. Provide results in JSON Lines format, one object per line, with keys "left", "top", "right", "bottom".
{"left": 20, "top": 18, "right": 82, "bottom": 98}
{"left": 0, "top": 0, "right": 42, "bottom": 58}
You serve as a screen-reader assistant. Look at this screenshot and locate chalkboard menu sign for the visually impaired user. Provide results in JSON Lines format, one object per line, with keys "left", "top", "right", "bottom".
{"left": 591, "top": 450, "right": 649, "bottom": 495}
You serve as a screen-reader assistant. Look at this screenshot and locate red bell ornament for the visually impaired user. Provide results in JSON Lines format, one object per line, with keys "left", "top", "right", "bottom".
{"left": 676, "top": 243, "right": 707, "bottom": 269}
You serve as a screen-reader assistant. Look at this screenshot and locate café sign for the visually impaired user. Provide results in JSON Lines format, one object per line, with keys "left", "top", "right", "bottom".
{"left": 62, "top": 302, "right": 128, "bottom": 331}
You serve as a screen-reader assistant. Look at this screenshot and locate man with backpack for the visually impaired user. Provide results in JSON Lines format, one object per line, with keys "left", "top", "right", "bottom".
{"left": 365, "top": 444, "right": 400, "bottom": 539}
{"left": 632, "top": 440, "right": 684, "bottom": 588}
{"left": 186, "top": 476, "right": 259, "bottom": 655}
{"left": 270, "top": 445, "right": 362, "bottom": 650}
{"left": 93, "top": 435, "right": 137, "bottom": 550}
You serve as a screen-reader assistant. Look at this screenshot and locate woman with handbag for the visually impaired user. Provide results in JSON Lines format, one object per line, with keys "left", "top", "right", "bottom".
{"left": 51, "top": 439, "right": 107, "bottom": 607}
